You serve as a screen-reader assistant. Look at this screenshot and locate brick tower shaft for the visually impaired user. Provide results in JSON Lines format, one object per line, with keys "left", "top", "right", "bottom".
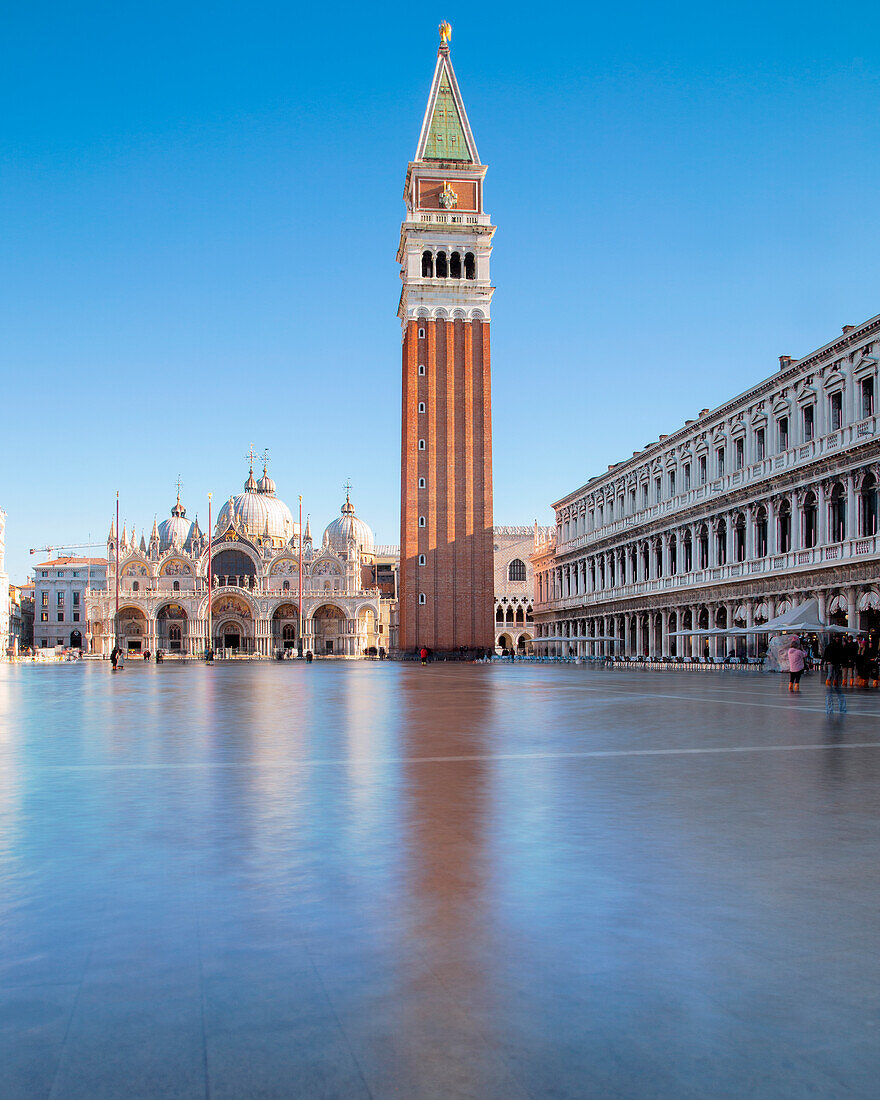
{"left": 397, "top": 34, "right": 495, "bottom": 655}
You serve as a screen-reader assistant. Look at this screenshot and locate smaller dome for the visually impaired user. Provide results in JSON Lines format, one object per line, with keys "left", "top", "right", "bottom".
{"left": 157, "top": 493, "right": 193, "bottom": 552}
{"left": 324, "top": 489, "right": 374, "bottom": 554}
{"left": 257, "top": 465, "right": 276, "bottom": 495}
{"left": 244, "top": 468, "right": 258, "bottom": 492}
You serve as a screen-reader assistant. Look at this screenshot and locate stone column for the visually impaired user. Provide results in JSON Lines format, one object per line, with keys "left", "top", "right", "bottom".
{"left": 745, "top": 599, "right": 755, "bottom": 658}
{"left": 766, "top": 499, "right": 777, "bottom": 556}
{"left": 817, "top": 481, "right": 828, "bottom": 547}
{"left": 790, "top": 490, "right": 800, "bottom": 552}
{"left": 848, "top": 586, "right": 860, "bottom": 632}
{"left": 846, "top": 472, "right": 859, "bottom": 543}
{"left": 745, "top": 508, "right": 756, "bottom": 561}
{"left": 661, "top": 609, "right": 669, "bottom": 658}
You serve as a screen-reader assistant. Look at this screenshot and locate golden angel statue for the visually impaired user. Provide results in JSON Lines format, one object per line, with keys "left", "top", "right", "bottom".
{"left": 439, "top": 22, "right": 452, "bottom": 46}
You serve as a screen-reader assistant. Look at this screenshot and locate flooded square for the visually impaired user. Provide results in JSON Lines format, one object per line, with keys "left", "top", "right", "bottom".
{"left": 1, "top": 661, "right": 879, "bottom": 1097}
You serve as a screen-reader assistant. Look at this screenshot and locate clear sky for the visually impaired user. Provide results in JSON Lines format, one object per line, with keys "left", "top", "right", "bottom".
{"left": 3, "top": 0, "right": 880, "bottom": 582}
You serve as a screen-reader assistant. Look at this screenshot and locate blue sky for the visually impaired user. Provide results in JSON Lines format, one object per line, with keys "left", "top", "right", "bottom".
{"left": 3, "top": 1, "right": 880, "bottom": 581}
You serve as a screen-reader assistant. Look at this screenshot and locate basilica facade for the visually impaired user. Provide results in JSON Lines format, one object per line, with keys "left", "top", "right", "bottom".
{"left": 85, "top": 463, "right": 385, "bottom": 658}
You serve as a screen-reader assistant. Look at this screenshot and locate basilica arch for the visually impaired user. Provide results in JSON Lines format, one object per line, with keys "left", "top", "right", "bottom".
{"left": 118, "top": 605, "right": 148, "bottom": 653}
{"left": 156, "top": 602, "right": 188, "bottom": 654}
{"left": 271, "top": 602, "right": 300, "bottom": 652}
{"left": 210, "top": 592, "right": 255, "bottom": 653}
{"left": 310, "top": 603, "right": 346, "bottom": 656}
{"left": 210, "top": 542, "right": 261, "bottom": 590}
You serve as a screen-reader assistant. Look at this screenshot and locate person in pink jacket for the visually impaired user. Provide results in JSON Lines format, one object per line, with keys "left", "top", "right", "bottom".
{"left": 788, "top": 634, "right": 806, "bottom": 693}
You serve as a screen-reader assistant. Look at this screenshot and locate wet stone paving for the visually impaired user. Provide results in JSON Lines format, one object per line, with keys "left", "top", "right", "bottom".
{"left": 1, "top": 659, "right": 880, "bottom": 1098}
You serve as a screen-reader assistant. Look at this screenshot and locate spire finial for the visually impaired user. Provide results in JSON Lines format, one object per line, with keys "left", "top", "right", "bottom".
{"left": 245, "top": 443, "right": 257, "bottom": 472}
{"left": 343, "top": 478, "right": 352, "bottom": 504}
{"left": 439, "top": 21, "right": 451, "bottom": 46}
{"left": 261, "top": 447, "right": 270, "bottom": 474}
{"left": 175, "top": 474, "right": 182, "bottom": 503}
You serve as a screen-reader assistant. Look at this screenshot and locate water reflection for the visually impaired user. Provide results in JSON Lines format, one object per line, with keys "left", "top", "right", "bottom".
{"left": 2, "top": 661, "right": 880, "bottom": 1096}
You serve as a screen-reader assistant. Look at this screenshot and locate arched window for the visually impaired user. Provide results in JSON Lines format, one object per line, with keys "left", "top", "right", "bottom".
{"left": 698, "top": 524, "right": 709, "bottom": 569}
{"left": 755, "top": 506, "right": 768, "bottom": 557}
{"left": 213, "top": 548, "right": 257, "bottom": 587}
{"left": 449, "top": 251, "right": 462, "bottom": 278}
{"left": 496, "top": 606, "right": 504, "bottom": 623}
{"left": 169, "top": 625, "right": 181, "bottom": 642}
{"left": 777, "top": 500, "right": 791, "bottom": 553}
{"left": 132, "top": 581, "right": 139, "bottom": 592}
{"left": 508, "top": 558, "right": 527, "bottom": 582}
{"left": 831, "top": 483, "right": 846, "bottom": 542}
{"left": 734, "top": 513, "right": 746, "bottom": 561}
{"left": 435, "top": 251, "right": 448, "bottom": 278}
{"left": 464, "top": 252, "right": 475, "bottom": 279}
{"left": 802, "top": 492, "right": 817, "bottom": 547}
{"left": 860, "top": 474, "right": 878, "bottom": 536}
{"left": 421, "top": 251, "right": 433, "bottom": 277}
{"left": 716, "top": 518, "right": 727, "bottom": 563}
{"left": 506, "top": 607, "right": 514, "bottom": 624}
{"left": 172, "top": 580, "right": 180, "bottom": 592}
{"left": 282, "top": 580, "right": 290, "bottom": 592}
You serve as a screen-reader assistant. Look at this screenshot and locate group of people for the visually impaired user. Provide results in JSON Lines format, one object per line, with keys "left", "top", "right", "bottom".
{"left": 786, "top": 633, "right": 879, "bottom": 713}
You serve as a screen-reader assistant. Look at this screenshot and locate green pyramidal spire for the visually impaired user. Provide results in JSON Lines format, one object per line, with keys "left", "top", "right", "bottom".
{"left": 423, "top": 71, "right": 472, "bottom": 162}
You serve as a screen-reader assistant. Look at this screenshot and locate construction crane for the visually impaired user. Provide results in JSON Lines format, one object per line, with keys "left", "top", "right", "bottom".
{"left": 29, "top": 541, "right": 106, "bottom": 556}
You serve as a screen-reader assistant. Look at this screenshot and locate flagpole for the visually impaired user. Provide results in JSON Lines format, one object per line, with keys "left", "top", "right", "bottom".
{"left": 114, "top": 491, "right": 119, "bottom": 651}
{"left": 298, "top": 495, "right": 303, "bottom": 657}
{"left": 207, "top": 493, "right": 213, "bottom": 659}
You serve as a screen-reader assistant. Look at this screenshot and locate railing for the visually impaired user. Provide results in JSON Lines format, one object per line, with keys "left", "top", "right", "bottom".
{"left": 536, "top": 535, "right": 880, "bottom": 609}
{"left": 554, "top": 417, "right": 878, "bottom": 551}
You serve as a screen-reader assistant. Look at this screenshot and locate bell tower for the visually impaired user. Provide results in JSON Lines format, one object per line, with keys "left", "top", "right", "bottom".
{"left": 397, "top": 26, "right": 495, "bottom": 655}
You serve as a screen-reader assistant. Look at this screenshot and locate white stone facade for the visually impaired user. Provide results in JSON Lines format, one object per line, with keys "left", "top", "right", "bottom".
{"left": 532, "top": 316, "right": 880, "bottom": 658}
{"left": 83, "top": 468, "right": 384, "bottom": 658}
{"left": 492, "top": 526, "right": 550, "bottom": 653}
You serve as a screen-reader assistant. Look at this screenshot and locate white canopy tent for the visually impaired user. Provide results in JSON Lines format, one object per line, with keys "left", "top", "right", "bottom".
{"left": 669, "top": 599, "right": 861, "bottom": 637}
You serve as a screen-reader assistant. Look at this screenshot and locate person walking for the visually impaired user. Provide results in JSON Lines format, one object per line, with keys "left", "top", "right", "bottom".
{"left": 420, "top": 646, "right": 428, "bottom": 666}
{"left": 788, "top": 635, "right": 806, "bottom": 693}
{"left": 823, "top": 637, "right": 847, "bottom": 714}
{"left": 110, "top": 645, "right": 120, "bottom": 671}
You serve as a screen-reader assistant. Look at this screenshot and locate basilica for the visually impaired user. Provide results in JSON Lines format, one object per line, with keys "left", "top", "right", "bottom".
{"left": 86, "top": 461, "right": 388, "bottom": 658}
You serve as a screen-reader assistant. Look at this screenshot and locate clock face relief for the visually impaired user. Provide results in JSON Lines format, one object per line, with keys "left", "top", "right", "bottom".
{"left": 439, "top": 184, "right": 458, "bottom": 209}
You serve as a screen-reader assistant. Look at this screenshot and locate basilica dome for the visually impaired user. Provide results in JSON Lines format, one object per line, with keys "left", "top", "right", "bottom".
{"left": 215, "top": 464, "right": 297, "bottom": 544}
{"left": 324, "top": 491, "right": 374, "bottom": 553}
{"left": 157, "top": 495, "right": 193, "bottom": 552}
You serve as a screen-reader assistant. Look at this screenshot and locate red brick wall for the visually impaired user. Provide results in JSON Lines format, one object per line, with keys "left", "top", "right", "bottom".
{"left": 399, "top": 317, "right": 495, "bottom": 653}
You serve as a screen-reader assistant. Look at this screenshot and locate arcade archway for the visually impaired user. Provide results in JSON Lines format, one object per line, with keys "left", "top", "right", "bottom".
{"left": 272, "top": 603, "right": 300, "bottom": 651}
{"left": 211, "top": 593, "right": 254, "bottom": 653}
{"left": 157, "top": 603, "right": 188, "bottom": 653}
{"left": 312, "top": 604, "right": 345, "bottom": 655}
{"left": 117, "top": 606, "right": 148, "bottom": 653}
